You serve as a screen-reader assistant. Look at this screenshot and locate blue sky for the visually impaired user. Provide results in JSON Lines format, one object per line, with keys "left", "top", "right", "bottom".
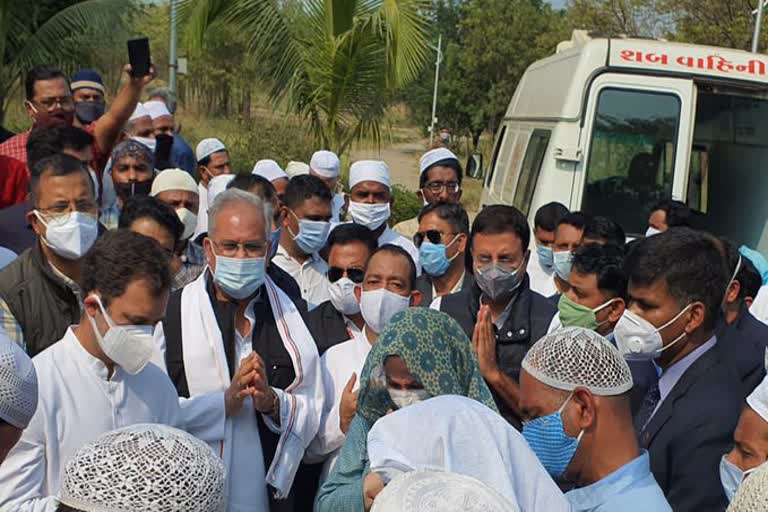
{"left": 546, "top": 0, "right": 568, "bottom": 8}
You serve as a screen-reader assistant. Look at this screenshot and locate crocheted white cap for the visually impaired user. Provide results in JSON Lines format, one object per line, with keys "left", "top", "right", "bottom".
{"left": 207, "top": 174, "right": 236, "bottom": 207}
{"left": 349, "top": 160, "right": 391, "bottom": 190}
{"left": 747, "top": 374, "right": 768, "bottom": 423}
{"left": 371, "top": 470, "right": 514, "bottom": 512}
{"left": 252, "top": 159, "right": 288, "bottom": 182}
{"left": 310, "top": 150, "right": 340, "bottom": 179}
{"left": 143, "top": 100, "right": 172, "bottom": 120}
{"left": 128, "top": 103, "right": 150, "bottom": 122}
{"left": 196, "top": 138, "right": 227, "bottom": 163}
{"left": 58, "top": 423, "right": 225, "bottom": 512}
{"left": 522, "top": 327, "right": 633, "bottom": 396}
{"left": 419, "top": 148, "right": 459, "bottom": 175}
{"left": 285, "top": 161, "right": 310, "bottom": 178}
{"left": 0, "top": 335, "right": 38, "bottom": 429}
{"left": 727, "top": 461, "right": 768, "bottom": 512}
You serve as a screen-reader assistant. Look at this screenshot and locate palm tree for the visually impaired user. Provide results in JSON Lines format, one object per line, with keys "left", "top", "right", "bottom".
{"left": 183, "top": 0, "right": 430, "bottom": 154}
{"left": 0, "top": 0, "right": 139, "bottom": 122}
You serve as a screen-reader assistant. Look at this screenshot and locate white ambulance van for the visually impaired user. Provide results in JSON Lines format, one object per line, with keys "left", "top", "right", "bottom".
{"left": 481, "top": 32, "right": 768, "bottom": 251}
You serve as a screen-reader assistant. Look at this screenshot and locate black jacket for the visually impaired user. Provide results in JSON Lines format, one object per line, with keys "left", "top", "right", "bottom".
{"left": 306, "top": 300, "right": 355, "bottom": 356}
{"left": 715, "top": 302, "right": 768, "bottom": 393}
{"left": 415, "top": 272, "right": 476, "bottom": 306}
{"left": 639, "top": 345, "right": 744, "bottom": 512}
{"left": 0, "top": 201, "right": 34, "bottom": 255}
{"left": 439, "top": 275, "right": 556, "bottom": 428}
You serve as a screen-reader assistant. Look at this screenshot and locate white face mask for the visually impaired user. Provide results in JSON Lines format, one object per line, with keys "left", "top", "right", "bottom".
{"left": 388, "top": 387, "right": 430, "bottom": 409}
{"left": 348, "top": 201, "right": 391, "bottom": 231}
{"left": 130, "top": 135, "right": 157, "bottom": 154}
{"left": 176, "top": 207, "right": 198, "bottom": 241}
{"left": 360, "top": 287, "right": 410, "bottom": 333}
{"left": 86, "top": 295, "right": 155, "bottom": 375}
{"left": 613, "top": 305, "right": 692, "bottom": 361}
{"left": 328, "top": 277, "right": 360, "bottom": 316}
{"left": 645, "top": 226, "right": 662, "bottom": 237}
{"left": 35, "top": 211, "right": 98, "bottom": 260}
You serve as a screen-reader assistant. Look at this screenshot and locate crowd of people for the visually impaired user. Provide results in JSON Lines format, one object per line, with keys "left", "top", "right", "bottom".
{"left": 1, "top": 63, "right": 768, "bottom": 512}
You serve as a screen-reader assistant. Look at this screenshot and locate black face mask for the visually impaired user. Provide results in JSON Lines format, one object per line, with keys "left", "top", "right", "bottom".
{"left": 74, "top": 101, "right": 105, "bottom": 125}
{"left": 114, "top": 179, "right": 154, "bottom": 201}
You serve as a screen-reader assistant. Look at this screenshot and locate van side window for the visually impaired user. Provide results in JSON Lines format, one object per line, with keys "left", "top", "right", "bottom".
{"left": 486, "top": 125, "right": 508, "bottom": 189}
{"left": 582, "top": 88, "right": 681, "bottom": 234}
{"left": 513, "top": 130, "right": 551, "bottom": 216}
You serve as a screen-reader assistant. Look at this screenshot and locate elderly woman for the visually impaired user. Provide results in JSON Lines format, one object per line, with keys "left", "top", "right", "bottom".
{"left": 100, "top": 139, "right": 155, "bottom": 229}
{"left": 316, "top": 307, "right": 498, "bottom": 512}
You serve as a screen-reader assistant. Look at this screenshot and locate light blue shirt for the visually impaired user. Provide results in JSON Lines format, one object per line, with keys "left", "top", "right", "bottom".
{"left": 565, "top": 451, "right": 672, "bottom": 511}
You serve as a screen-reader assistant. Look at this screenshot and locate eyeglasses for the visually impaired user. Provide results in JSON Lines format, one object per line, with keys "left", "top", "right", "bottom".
{"left": 423, "top": 181, "right": 460, "bottom": 194}
{"left": 38, "top": 199, "right": 98, "bottom": 217}
{"left": 211, "top": 240, "right": 268, "bottom": 258}
{"left": 413, "top": 229, "right": 456, "bottom": 247}
{"left": 30, "top": 96, "right": 75, "bottom": 112}
{"left": 327, "top": 266, "right": 365, "bottom": 284}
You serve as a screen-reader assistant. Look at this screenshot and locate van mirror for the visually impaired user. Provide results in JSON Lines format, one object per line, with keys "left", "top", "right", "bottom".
{"left": 467, "top": 153, "right": 484, "bottom": 179}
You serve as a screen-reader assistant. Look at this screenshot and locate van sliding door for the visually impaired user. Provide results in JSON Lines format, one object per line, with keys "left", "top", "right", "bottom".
{"left": 576, "top": 74, "right": 695, "bottom": 236}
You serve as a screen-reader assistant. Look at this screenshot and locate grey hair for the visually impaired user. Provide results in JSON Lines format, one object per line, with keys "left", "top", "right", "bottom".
{"left": 208, "top": 188, "right": 272, "bottom": 240}
{"left": 146, "top": 86, "right": 177, "bottom": 114}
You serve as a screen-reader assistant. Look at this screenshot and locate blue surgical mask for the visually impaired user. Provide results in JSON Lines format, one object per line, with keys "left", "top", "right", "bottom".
{"left": 553, "top": 251, "right": 573, "bottom": 282}
{"left": 536, "top": 245, "right": 554, "bottom": 272}
{"left": 522, "top": 393, "right": 584, "bottom": 479}
{"left": 720, "top": 455, "right": 764, "bottom": 503}
{"left": 419, "top": 236, "right": 459, "bottom": 277}
{"left": 212, "top": 253, "right": 266, "bottom": 300}
{"left": 269, "top": 227, "right": 282, "bottom": 259}
{"left": 288, "top": 210, "right": 330, "bottom": 255}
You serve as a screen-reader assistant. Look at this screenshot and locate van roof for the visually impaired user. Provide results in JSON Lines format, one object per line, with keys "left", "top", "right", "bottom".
{"left": 505, "top": 36, "right": 768, "bottom": 121}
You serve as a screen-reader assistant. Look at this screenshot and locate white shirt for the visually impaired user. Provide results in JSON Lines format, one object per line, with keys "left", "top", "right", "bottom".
{"left": 331, "top": 193, "right": 345, "bottom": 223}
{"left": 751, "top": 285, "right": 768, "bottom": 326}
{"left": 527, "top": 247, "right": 557, "bottom": 297}
{"left": 193, "top": 182, "right": 209, "bottom": 240}
{"left": 272, "top": 246, "right": 330, "bottom": 310}
{"left": 0, "top": 328, "right": 181, "bottom": 512}
{"left": 378, "top": 226, "right": 421, "bottom": 276}
{"left": 309, "top": 328, "right": 372, "bottom": 482}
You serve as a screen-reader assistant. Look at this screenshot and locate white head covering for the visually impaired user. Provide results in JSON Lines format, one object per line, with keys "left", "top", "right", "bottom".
{"left": 419, "top": 148, "right": 459, "bottom": 175}
{"left": 0, "top": 335, "right": 37, "bottom": 429}
{"left": 310, "top": 150, "right": 340, "bottom": 179}
{"left": 128, "top": 102, "right": 150, "bottom": 122}
{"left": 143, "top": 100, "right": 172, "bottom": 120}
{"left": 727, "top": 461, "right": 768, "bottom": 511}
{"left": 252, "top": 159, "right": 288, "bottom": 182}
{"left": 521, "top": 327, "right": 633, "bottom": 396}
{"left": 58, "top": 423, "right": 225, "bottom": 512}
{"left": 372, "top": 471, "right": 518, "bottom": 512}
{"left": 747, "top": 374, "right": 768, "bottom": 423}
{"left": 151, "top": 168, "right": 199, "bottom": 197}
{"left": 285, "top": 161, "right": 310, "bottom": 178}
{"left": 349, "top": 160, "right": 391, "bottom": 190}
{"left": 207, "top": 174, "right": 235, "bottom": 206}
{"left": 196, "top": 138, "right": 227, "bottom": 163}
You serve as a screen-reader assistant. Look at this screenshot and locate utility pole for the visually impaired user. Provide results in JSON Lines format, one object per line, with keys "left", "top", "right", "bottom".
{"left": 429, "top": 34, "right": 442, "bottom": 146}
{"left": 753, "top": 0, "right": 766, "bottom": 53}
{"left": 168, "top": 0, "right": 178, "bottom": 93}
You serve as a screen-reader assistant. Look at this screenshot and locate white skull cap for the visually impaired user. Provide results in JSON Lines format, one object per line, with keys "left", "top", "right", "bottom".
{"left": 143, "top": 100, "right": 172, "bottom": 120}
{"left": 310, "top": 150, "right": 340, "bottom": 179}
{"left": 728, "top": 461, "right": 768, "bottom": 511}
{"left": 58, "top": 423, "right": 226, "bottom": 512}
{"left": 747, "top": 374, "right": 768, "bottom": 423}
{"left": 207, "top": 174, "right": 236, "bottom": 207}
{"left": 128, "top": 102, "right": 150, "bottom": 122}
{"left": 196, "top": 138, "right": 227, "bottom": 163}
{"left": 151, "top": 168, "right": 198, "bottom": 196}
{"left": 285, "top": 161, "right": 310, "bottom": 178}
{"left": 0, "top": 334, "right": 38, "bottom": 429}
{"left": 349, "top": 160, "right": 391, "bottom": 190}
{"left": 371, "top": 470, "right": 514, "bottom": 512}
{"left": 419, "top": 148, "right": 459, "bottom": 175}
{"left": 252, "top": 159, "right": 288, "bottom": 182}
{"left": 522, "top": 327, "right": 633, "bottom": 396}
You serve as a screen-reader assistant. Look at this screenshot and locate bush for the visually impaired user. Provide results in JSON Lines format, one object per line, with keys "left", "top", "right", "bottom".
{"left": 390, "top": 184, "right": 422, "bottom": 226}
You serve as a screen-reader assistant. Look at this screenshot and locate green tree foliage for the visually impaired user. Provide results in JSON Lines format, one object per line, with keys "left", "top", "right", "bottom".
{"left": 663, "top": 0, "right": 765, "bottom": 50}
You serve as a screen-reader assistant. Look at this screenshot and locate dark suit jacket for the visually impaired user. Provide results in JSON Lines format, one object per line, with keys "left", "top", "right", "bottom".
{"left": 715, "top": 302, "right": 768, "bottom": 393}
{"left": 640, "top": 346, "right": 744, "bottom": 512}
{"left": 415, "top": 271, "right": 475, "bottom": 306}
{"left": 306, "top": 300, "right": 355, "bottom": 356}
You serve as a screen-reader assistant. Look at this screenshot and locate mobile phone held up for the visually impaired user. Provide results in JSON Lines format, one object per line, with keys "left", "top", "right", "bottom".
{"left": 127, "top": 38, "right": 151, "bottom": 78}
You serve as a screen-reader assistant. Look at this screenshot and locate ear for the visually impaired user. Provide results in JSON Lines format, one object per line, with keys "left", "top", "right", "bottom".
{"left": 455, "top": 233, "right": 468, "bottom": 254}
{"left": 607, "top": 298, "right": 626, "bottom": 324}
{"left": 410, "top": 289, "right": 423, "bottom": 307}
{"left": 24, "top": 100, "right": 36, "bottom": 120}
{"left": 416, "top": 189, "right": 424, "bottom": 202}
{"left": 27, "top": 210, "right": 44, "bottom": 237}
{"left": 280, "top": 205, "right": 293, "bottom": 229}
{"left": 455, "top": 188, "right": 463, "bottom": 202}
{"left": 83, "top": 294, "right": 100, "bottom": 318}
{"left": 569, "top": 387, "right": 597, "bottom": 432}
{"left": 685, "top": 301, "right": 706, "bottom": 334}
{"left": 746, "top": 296, "right": 755, "bottom": 308}
{"left": 726, "top": 280, "right": 741, "bottom": 305}
{"left": 354, "top": 284, "right": 362, "bottom": 304}
{"left": 203, "top": 237, "right": 216, "bottom": 271}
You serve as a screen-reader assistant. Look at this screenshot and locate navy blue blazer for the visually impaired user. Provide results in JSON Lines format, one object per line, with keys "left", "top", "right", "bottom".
{"left": 715, "top": 303, "right": 768, "bottom": 393}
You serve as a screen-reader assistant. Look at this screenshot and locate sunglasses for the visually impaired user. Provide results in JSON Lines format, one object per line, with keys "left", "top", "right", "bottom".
{"left": 328, "top": 266, "right": 365, "bottom": 284}
{"left": 413, "top": 229, "right": 456, "bottom": 247}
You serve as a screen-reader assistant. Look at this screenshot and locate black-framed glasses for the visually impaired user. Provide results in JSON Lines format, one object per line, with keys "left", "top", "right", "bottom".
{"left": 211, "top": 240, "right": 268, "bottom": 258}
{"left": 423, "top": 181, "right": 460, "bottom": 194}
{"left": 328, "top": 266, "right": 365, "bottom": 284}
{"left": 30, "top": 96, "right": 75, "bottom": 112}
{"left": 413, "top": 229, "right": 456, "bottom": 247}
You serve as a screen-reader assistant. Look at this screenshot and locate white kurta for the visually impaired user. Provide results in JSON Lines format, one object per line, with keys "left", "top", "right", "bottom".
{"left": 272, "top": 246, "right": 331, "bottom": 311}
{"left": 0, "top": 328, "right": 181, "bottom": 512}
{"left": 193, "top": 182, "right": 209, "bottom": 240}
{"left": 378, "top": 226, "right": 421, "bottom": 276}
{"left": 307, "top": 329, "right": 372, "bottom": 482}
{"left": 527, "top": 248, "right": 557, "bottom": 297}
{"left": 751, "top": 284, "right": 768, "bottom": 326}
{"left": 331, "top": 193, "right": 345, "bottom": 223}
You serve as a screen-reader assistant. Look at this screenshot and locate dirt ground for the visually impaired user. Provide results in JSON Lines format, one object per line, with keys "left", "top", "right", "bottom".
{"left": 349, "top": 140, "right": 427, "bottom": 192}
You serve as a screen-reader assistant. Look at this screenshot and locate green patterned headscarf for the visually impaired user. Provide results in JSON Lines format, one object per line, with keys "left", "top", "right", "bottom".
{"left": 356, "top": 307, "right": 498, "bottom": 423}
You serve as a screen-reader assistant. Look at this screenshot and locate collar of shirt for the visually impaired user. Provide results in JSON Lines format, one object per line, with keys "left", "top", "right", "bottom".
{"left": 235, "top": 290, "right": 263, "bottom": 343}
{"left": 274, "top": 244, "right": 324, "bottom": 268}
{"left": 658, "top": 335, "right": 717, "bottom": 402}
{"left": 482, "top": 289, "right": 521, "bottom": 330}
{"left": 48, "top": 260, "right": 84, "bottom": 307}
{"left": 565, "top": 450, "right": 654, "bottom": 509}
{"left": 431, "top": 270, "right": 466, "bottom": 300}
{"left": 63, "top": 326, "right": 118, "bottom": 381}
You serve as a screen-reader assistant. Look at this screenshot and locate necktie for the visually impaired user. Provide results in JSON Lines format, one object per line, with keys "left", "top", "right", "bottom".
{"left": 634, "top": 381, "right": 661, "bottom": 434}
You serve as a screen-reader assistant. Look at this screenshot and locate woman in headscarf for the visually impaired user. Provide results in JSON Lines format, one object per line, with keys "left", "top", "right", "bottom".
{"left": 315, "top": 307, "right": 498, "bottom": 512}
{"left": 99, "top": 139, "right": 155, "bottom": 230}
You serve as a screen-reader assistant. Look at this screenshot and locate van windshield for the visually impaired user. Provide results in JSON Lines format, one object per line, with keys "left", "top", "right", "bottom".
{"left": 687, "top": 91, "right": 768, "bottom": 252}
{"left": 582, "top": 88, "right": 680, "bottom": 234}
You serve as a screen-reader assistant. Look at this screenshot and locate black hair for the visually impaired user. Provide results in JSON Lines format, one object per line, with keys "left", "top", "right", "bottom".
{"left": 27, "top": 126, "right": 94, "bottom": 169}
{"left": 583, "top": 216, "right": 626, "bottom": 249}
{"left": 81, "top": 229, "right": 171, "bottom": 307}
{"left": 56, "top": 505, "right": 80, "bottom": 512}
{"left": 572, "top": 243, "right": 627, "bottom": 300}
{"left": 471, "top": 205, "right": 530, "bottom": 249}
{"left": 624, "top": 228, "right": 728, "bottom": 329}
{"left": 651, "top": 199, "right": 691, "bottom": 228}
{"left": 25, "top": 66, "right": 68, "bottom": 101}
{"left": 417, "top": 202, "right": 470, "bottom": 235}
{"left": 327, "top": 223, "right": 378, "bottom": 255}
{"left": 556, "top": 211, "right": 591, "bottom": 231}
{"left": 534, "top": 202, "right": 569, "bottom": 232}
{"left": 283, "top": 174, "right": 332, "bottom": 209}
{"left": 228, "top": 174, "right": 277, "bottom": 203}
{"left": 198, "top": 149, "right": 228, "bottom": 167}
{"left": 418, "top": 158, "right": 463, "bottom": 189}
{"left": 118, "top": 195, "right": 184, "bottom": 244}
{"left": 369, "top": 244, "right": 417, "bottom": 291}
{"left": 29, "top": 153, "right": 93, "bottom": 205}
{"left": 720, "top": 238, "right": 763, "bottom": 302}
